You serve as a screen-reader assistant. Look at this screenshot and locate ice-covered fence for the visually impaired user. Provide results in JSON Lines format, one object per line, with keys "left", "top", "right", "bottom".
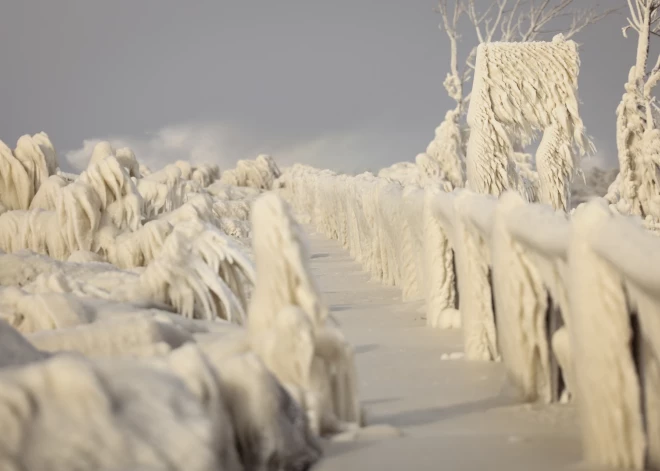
{"left": 432, "top": 191, "right": 499, "bottom": 361}
{"left": 279, "top": 164, "right": 660, "bottom": 470}
{"left": 567, "top": 200, "right": 660, "bottom": 470}
{"left": 494, "top": 194, "right": 572, "bottom": 404}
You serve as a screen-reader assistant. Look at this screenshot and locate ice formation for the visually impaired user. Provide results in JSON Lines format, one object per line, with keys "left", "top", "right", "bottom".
{"left": 221, "top": 154, "right": 282, "bottom": 190}
{"left": 466, "top": 35, "right": 592, "bottom": 210}
{"left": 1, "top": 20, "right": 657, "bottom": 470}
{"left": 0, "top": 135, "right": 363, "bottom": 470}
{"left": 0, "top": 136, "right": 277, "bottom": 323}
{"left": 375, "top": 37, "right": 591, "bottom": 214}
{"left": 0, "top": 133, "right": 58, "bottom": 211}
{"left": 423, "top": 109, "right": 466, "bottom": 189}
{"left": 423, "top": 185, "right": 459, "bottom": 329}
{"left": 446, "top": 192, "right": 499, "bottom": 360}
{"left": 247, "top": 193, "right": 361, "bottom": 436}
{"left": 568, "top": 201, "right": 646, "bottom": 469}
{"left": 607, "top": 0, "right": 660, "bottom": 230}
{"left": 490, "top": 192, "right": 552, "bottom": 401}
{"left": 281, "top": 156, "right": 660, "bottom": 469}
{"left": 270, "top": 21, "right": 660, "bottom": 471}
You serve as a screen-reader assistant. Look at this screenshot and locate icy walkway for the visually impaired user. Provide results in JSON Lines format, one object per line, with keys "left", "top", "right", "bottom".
{"left": 305, "top": 228, "right": 604, "bottom": 471}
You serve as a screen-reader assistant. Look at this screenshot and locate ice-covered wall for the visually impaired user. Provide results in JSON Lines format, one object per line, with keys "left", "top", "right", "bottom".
{"left": 280, "top": 164, "right": 659, "bottom": 470}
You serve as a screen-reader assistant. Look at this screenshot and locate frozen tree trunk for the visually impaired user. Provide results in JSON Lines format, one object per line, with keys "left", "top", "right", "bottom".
{"left": 614, "top": 70, "right": 647, "bottom": 216}
{"left": 611, "top": 0, "right": 660, "bottom": 220}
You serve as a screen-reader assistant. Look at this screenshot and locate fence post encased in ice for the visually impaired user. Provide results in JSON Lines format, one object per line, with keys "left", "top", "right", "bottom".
{"left": 582, "top": 200, "right": 660, "bottom": 471}
{"left": 503, "top": 197, "right": 573, "bottom": 403}
{"left": 423, "top": 185, "right": 459, "bottom": 329}
{"left": 433, "top": 190, "right": 499, "bottom": 361}
{"left": 568, "top": 200, "right": 646, "bottom": 470}
{"left": 490, "top": 192, "right": 564, "bottom": 403}
{"left": 402, "top": 187, "right": 428, "bottom": 302}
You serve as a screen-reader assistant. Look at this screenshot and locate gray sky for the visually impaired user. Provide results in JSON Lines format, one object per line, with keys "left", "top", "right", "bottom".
{"left": 0, "top": 0, "right": 643, "bottom": 173}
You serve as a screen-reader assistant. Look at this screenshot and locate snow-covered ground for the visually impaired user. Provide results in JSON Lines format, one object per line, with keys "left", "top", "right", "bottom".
{"left": 305, "top": 228, "right": 612, "bottom": 471}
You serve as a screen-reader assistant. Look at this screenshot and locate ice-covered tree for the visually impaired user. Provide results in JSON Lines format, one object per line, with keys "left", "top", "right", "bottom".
{"left": 608, "top": 0, "right": 660, "bottom": 221}
{"left": 465, "top": 35, "right": 592, "bottom": 210}
{"left": 428, "top": 1, "right": 612, "bottom": 190}
{"left": 436, "top": 0, "right": 613, "bottom": 112}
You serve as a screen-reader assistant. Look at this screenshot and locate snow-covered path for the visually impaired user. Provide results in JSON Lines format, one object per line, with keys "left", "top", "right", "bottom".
{"left": 305, "top": 227, "right": 601, "bottom": 471}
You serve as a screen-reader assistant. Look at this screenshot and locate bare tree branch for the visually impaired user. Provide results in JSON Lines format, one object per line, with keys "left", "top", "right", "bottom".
{"left": 436, "top": 0, "right": 466, "bottom": 106}
{"left": 435, "top": 0, "right": 614, "bottom": 109}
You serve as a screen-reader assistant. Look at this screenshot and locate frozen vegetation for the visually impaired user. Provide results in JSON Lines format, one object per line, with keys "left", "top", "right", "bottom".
{"left": 0, "top": 135, "right": 370, "bottom": 470}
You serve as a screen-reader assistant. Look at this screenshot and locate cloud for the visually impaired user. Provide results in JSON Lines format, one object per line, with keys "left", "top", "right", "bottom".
{"left": 580, "top": 136, "right": 618, "bottom": 170}
{"left": 580, "top": 151, "right": 616, "bottom": 170}
{"left": 62, "top": 121, "right": 395, "bottom": 175}
{"left": 63, "top": 122, "right": 263, "bottom": 172}
{"left": 63, "top": 120, "right": 618, "bottom": 178}
{"left": 272, "top": 134, "right": 375, "bottom": 173}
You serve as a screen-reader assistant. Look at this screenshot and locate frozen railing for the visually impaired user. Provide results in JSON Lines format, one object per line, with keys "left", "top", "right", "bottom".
{"left": 567, "top": 201, "right": 660, "bottom": 470}
{"left": 278, "top": 164, "right": 660, "bottom": 470}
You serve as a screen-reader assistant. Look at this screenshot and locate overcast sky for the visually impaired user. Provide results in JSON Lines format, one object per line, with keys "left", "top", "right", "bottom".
{"left": 0, "top": 0, "right": 644, "bottom": 173}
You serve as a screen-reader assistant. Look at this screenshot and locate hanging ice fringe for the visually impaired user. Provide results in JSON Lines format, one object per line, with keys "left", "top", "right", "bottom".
{"left": 466, "top": 35, "right": 593, "bottom": 211}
